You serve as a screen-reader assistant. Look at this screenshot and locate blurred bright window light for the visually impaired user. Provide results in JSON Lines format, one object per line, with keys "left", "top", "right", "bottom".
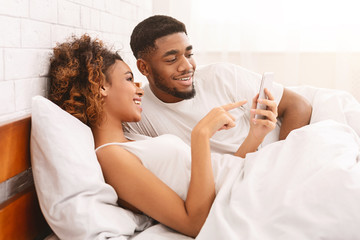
{"left": 189, "top": 0, "right": 360, "bottom": 52}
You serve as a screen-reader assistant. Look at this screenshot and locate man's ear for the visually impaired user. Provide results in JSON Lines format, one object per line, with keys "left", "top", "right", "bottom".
{"left": 137, "top": 59, "right": 150, "bottom": 76}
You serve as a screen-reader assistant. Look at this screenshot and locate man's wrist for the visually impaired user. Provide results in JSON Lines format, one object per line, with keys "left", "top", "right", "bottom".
{"left": 235, "top": 133, "right": 264, "bottom": 158}
{"left": 246, "top": 131, "right": 264, "bottom": 146}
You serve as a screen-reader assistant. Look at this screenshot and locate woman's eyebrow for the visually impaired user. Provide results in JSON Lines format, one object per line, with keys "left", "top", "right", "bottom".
{"left": 125, "top": 71, "right": 133, "bottom": 77}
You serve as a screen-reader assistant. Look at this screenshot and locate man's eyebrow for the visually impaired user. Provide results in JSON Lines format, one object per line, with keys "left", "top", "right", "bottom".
{"left": 162, "top": 49, "right": 178, "bottom": 58}
{"left": 162, "top": 45, "right": 193, "bottom": 58}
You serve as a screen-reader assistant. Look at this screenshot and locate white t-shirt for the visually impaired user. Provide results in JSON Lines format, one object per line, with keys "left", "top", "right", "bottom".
{"left": 126, "top": 63, "right": 284, "bottom": 154}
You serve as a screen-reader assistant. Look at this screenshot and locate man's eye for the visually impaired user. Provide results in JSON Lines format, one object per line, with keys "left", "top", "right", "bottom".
{"left": 187, "top": 53, "right": 194, "bottom": 58}
{"left": 166, "top": 58, "right": 176, "bottom": 63}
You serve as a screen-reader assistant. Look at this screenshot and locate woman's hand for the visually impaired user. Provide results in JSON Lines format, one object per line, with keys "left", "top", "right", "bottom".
{"left": 189, "top": 99, "right": 247, "bottom": 235}
{"left": 249, "top": 88, "right": 278, "bottom": 141}
{"left": 192, "top": 100, "right": 248, "bottom": 138}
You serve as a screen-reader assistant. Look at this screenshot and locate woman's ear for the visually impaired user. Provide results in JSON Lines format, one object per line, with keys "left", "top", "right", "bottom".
{"left": 137, "top": 59, "right": 150, "bottom": 76}
{"left": 100, "top": 85, "right": 108, "bottom": 97}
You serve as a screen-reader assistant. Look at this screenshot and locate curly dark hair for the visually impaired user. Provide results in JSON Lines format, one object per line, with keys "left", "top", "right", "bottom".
{"left": 130, "top": 15, "right": 187, "bottom": 59}
{"left": 48, "top": 34, "right": 122, "bottom": 127}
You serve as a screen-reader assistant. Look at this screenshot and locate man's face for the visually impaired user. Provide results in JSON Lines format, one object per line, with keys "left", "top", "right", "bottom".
{"left": 145, "top": 32, "right": 196, "bottom": 103}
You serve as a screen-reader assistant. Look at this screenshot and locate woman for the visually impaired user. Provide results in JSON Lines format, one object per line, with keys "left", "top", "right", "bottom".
{"left": 48, "top": 34, "right": 277, "bottom": 237}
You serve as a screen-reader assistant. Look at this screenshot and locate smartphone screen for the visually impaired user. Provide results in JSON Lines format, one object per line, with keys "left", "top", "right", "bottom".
{"left": 255, "top": 72, "right": 274, "bottom": 119}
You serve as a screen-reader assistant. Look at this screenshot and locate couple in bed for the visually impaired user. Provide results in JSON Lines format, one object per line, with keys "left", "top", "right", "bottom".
{"left": 48, "top": 15, "right": 360, "bottom": 238}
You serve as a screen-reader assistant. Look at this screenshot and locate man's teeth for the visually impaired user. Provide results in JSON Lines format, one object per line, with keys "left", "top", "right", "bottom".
{"left": 178, "top": 77, "right": 190, "bottom": 81}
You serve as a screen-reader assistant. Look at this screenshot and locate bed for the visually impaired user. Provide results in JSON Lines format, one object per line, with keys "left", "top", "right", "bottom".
{"left": 1, "top": 85, "right": 360, "bottom": 240}
{"left": 0, "top": 117, "right": 51, "bottom": 239}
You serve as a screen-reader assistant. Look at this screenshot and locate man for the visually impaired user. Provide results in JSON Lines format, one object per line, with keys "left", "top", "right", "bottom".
{"left": 126, "top": 15, "right": 312, "bottom": 156}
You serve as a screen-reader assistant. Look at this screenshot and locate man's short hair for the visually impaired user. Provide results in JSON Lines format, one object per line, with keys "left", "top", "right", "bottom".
{"left": 130, "top": 15, "right": 187, "bottom": 59}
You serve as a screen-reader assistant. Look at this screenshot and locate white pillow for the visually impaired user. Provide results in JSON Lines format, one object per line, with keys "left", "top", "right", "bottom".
{"left": 31, "top": 96, "right": 152, "bottom": 240}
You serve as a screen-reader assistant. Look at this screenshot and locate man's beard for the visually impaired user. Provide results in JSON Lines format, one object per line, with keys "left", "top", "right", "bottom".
{"left": 152, "top": 69, "right": 196, "bottom": 100}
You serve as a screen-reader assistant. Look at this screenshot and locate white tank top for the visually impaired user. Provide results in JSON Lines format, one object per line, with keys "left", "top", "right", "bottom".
{"left": 95, "top": 134, "right": 192, "bottom": 200}
{"left": 95, "top": 133, "right": 244, "bottom": 200}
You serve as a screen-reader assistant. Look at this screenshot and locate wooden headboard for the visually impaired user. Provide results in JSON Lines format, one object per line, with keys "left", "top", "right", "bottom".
{"left": 0, "top": 117, "right": 51, "bottom": 240}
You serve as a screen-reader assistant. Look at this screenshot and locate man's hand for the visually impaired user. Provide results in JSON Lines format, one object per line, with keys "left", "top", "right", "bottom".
{"left": 234, "top": 88, "right": 277, "bottom": 158}
{"left": 249, "top": 88, "right": 278, "bottom": 141}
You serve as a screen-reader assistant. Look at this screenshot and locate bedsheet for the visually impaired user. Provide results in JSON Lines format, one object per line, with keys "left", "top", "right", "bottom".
{"left": 130, "top": 86, "right": 360, "bottom": 240}
{"left": 290, "top": 85, "right": 360, "bottom": 135}
{"left": 45, "top": 86, "right": 360, "bottom": 239}
{"left": 197, "top": 120, "right": 360, "bottom": 239}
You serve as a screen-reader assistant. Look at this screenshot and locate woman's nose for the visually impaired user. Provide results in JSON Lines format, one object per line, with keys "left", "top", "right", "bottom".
{"left": 135, "top": 82, "right": 144, "bottom": 96}
{"left": 137, "top": 90, "right": 144, "bottom": 97}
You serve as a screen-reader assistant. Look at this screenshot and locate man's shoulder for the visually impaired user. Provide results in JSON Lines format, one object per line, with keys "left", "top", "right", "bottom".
{"left": 196, "top": 62, "right": 235, "bottom": 72}
{"left": 196, "top": 62, "right": 257, "bottom": 77}
{"left": 195, "top": 63, "right": 235, "bottom": 84}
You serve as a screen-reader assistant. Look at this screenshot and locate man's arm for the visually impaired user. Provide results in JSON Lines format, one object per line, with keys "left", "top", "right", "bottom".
{"left": 235, "top": 89, "right": 278, "bottom": 158}
{"left": 277, "top": 88, "right": 312, "bottom": 139}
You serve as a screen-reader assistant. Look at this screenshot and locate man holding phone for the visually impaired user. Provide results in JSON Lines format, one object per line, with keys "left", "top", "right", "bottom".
{"left": 255, "top": 72, "right": 274, "bottom": 120}
{"left": 126, "top": 15, "right": 312, "bottom": 157}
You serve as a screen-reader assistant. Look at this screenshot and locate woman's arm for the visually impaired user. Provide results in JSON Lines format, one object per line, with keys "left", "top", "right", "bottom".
{"left": 186, "top": 101, "right": 247, "bottom": 233}
{"left": 97, "top": 101, "right": 247, "bottom": 238}
{"left": 97, "top": 147, "right": 202, "bottom": 237}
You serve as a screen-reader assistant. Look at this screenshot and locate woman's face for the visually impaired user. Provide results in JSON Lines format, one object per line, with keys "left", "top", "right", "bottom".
{"left": 103, "top": 60, "right": 144, "bottom": 123}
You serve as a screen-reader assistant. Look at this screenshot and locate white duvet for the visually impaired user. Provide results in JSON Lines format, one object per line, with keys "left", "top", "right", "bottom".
{"left": 197, "top": 120, "right": 360, "bottom": 239}
{"left": 196, "top": 86, "right": 360, "bottom": 239}
{"left": 132, "top": 86, "right": 360, "bottom": 240}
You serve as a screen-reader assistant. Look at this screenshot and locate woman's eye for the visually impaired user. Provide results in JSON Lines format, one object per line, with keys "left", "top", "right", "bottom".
{"left": 187, "top": 53, "right": 194, "bottom": 58}
{"left": 127, "top": 77, "right": 133, "bottom": 82}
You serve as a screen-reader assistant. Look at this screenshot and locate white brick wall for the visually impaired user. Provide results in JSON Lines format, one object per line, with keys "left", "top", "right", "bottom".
{"left": 81, "top": 6, "right": 100, "bottom": 30}
{"left": 58, "top": 0, "right": 81, "bottom": 27}
{"left": 4, "top": 49, "right": 51, "bottom": 80}
{"left": 0, "top": 0, "right": 153, "bottom": 123}
{"left": 21, "top": 20, "right": 52, "bottom": 48}
{"left": 0, "top": 0, "right": 28, "bottom": 18}
{"left": 30, "top": 0, "right": 58, "bottom": 23}
{"left": 0, "top": 81, "right": 15, "bottom": 115}
{"left": 0, "top": 16, "right": 21, "bottom": 47}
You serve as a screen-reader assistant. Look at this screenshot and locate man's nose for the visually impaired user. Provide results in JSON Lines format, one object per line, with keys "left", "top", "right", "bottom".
{"left": 177, "top": 56, "right": 193, "bottom": 72}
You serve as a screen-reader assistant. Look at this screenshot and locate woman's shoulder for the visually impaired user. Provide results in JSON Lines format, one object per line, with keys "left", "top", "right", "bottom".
{"left": 95, "top": 142, "right": 143, "bottom": 165}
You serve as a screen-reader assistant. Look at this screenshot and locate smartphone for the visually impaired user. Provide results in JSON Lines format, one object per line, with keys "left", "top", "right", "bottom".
{"left": 255, "top": 72, "right": 274, "bottom": 119}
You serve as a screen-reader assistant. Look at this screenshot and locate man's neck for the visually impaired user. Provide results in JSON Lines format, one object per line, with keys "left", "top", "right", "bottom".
{"left": 149, "top": 84, "right": 185, "bottom": 103}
